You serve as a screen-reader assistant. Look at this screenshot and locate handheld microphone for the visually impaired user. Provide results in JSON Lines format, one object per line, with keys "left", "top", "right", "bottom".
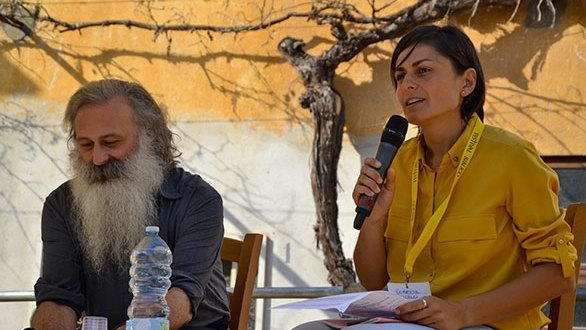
{"left": 353, "top": 115, "right": 408, "bottom": 230}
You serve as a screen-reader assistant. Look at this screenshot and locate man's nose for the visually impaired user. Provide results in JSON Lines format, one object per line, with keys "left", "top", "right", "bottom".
{"left": 91, "top": 145, "right": 109, "bottom": 166}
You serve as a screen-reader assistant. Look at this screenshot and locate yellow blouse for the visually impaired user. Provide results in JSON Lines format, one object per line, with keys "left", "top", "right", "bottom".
{"left": 384, "top": 114, "right": 577, "bottom": 330}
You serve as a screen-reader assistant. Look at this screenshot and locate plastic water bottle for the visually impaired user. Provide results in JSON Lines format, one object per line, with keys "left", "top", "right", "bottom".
{"left": 126, "top": 226, "right": 173, "bottom": 330}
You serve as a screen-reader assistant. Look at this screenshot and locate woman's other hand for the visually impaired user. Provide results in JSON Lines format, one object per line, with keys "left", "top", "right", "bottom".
{"left": 352, "top": 157, "right": 396, "bottom": 220}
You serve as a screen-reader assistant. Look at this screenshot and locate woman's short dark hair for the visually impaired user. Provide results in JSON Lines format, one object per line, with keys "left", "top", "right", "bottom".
{"left": 390, "top": 25, "right": 485, "bottom": 122}
{"left": 63, "top": 79, "right": 180, "bottom": 169}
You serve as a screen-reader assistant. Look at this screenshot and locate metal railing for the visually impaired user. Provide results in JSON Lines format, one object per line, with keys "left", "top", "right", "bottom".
{"left": 0, "top": 287, "right": 346, "bottom": 302}
{"left": 2, "top": 286, "right": 586, "bottom": 302}
{"left": 0, "top": 291, "right": 34, "bottom": 302}
{"left": 4, "top": 286, "right": 586, "bottom": 330}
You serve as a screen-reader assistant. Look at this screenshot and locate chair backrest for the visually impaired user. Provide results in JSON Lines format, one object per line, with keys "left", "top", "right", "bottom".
{"left": 221, "top": 233, "right": 263, "bottom": 330}
{"left": 548, "top": 202, "right": 586, "bottom": 330}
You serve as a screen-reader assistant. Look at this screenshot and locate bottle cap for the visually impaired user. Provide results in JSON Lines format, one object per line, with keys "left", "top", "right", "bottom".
{"left": 146, "top": 226, "right": 159, "bottom": 234}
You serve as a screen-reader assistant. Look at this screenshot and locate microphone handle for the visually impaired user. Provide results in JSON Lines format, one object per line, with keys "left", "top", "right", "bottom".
{"left": 353, "top": 141, "right": 399, "bottom": 230}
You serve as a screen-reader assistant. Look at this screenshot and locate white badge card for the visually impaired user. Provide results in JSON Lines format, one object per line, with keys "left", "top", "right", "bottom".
{"left": 387, "top": 282, "right": 431, "bottom": 301}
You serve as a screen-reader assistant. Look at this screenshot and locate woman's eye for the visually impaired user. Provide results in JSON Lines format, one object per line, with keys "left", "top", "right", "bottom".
{"left": 394, "top": 72, "right": 405, "bottom": 82}
{"left": 417, "top": 67, "right": 431, "bottom": 75}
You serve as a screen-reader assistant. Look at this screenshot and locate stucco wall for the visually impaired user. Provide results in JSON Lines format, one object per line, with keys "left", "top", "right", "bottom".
{"left": 1, "top": 1, "right": 585, "bottom": 329}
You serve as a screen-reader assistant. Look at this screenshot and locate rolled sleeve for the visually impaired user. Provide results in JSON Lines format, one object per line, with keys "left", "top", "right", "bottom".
{"left": 164, "top": 181, "right": 225, "bottom": 318}
{"left": 521, "top": 217, "right": 577, "bottom": 278}
{"left": 508, "top": 141, "right": 577, "bottom": 278}
{"left": 34, "top": 279, "right": 85, "bottom": 316}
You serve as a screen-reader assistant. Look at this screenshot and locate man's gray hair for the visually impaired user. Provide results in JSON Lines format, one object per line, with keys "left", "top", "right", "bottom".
{"left": 63, "top": 79, "right": 179, "bottom": 169}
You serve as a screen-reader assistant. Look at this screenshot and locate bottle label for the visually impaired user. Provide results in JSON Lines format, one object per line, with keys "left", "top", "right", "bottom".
{"left": 126, "top": 317, "right": 169, "bottom": 330}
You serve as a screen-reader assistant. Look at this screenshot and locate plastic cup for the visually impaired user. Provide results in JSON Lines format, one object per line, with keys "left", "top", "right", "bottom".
{"left": 81, "top": 316, "right": 108, "bottom": 330}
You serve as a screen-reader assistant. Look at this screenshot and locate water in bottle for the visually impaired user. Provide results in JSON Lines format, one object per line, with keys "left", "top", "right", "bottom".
{"left": 126, "top": 226, "right": 173, "bottom": 330}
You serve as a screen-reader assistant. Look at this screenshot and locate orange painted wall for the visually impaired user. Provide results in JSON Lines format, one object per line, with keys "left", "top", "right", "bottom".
{"left": 1, "top": 1, "right": 584, "bottom": 149}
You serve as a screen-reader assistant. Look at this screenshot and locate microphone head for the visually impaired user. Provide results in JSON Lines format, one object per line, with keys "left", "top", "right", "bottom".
{"left": 381, "top": 115, "right": 408, "bottom": 147}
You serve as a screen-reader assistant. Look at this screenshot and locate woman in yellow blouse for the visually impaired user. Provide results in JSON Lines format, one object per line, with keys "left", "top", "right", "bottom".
{"left": 352, "top": 24, "right": 577, "bottom": 330}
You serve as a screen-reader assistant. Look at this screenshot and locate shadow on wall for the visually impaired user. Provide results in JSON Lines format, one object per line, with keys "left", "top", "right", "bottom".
{"left": 0, "top": 28, "right": 297, "bottom": 121}
{"left": 0, "top": 52, "right": 40, "bottom": 95}
{"left": 335, "top": 46, "right": 398, "bottom": 137}
{"left": 459, "top": 0, "right": 578, "bottom": 91}
{"left": 461, "top": 1, "right": 585, "bottom": 154}
{"left": 172, "top": 122, "right": 318, "bottom": 289}
{"left": 334, "top": 45, "right": 401, "bottom": 164}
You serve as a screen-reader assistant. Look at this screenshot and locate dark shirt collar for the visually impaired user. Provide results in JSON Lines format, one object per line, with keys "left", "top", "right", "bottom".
{"left": 159, "top": 167, "right": 184, "bottom": 199}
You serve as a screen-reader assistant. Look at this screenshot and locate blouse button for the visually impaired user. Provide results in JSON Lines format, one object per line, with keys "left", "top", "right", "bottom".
{"left": 558, "top": 239, "right": 565, "bottom": 244}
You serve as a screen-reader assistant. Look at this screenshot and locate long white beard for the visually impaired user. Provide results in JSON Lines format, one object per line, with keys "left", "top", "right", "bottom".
{"left": 70, "top": 135, "right": 165, "bottom": 274}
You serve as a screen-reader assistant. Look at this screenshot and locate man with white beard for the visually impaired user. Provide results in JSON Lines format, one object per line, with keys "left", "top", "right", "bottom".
{"left": 30, "top": 79, "right": 230, "bottom": 330}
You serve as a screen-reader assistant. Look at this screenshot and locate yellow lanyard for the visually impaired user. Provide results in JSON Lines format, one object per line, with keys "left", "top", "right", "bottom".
{"left": 403, "top": 117, "right": 484, "bottom": 283}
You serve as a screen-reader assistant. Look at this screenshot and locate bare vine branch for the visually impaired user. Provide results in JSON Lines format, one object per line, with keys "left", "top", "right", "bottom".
{"left": 2, "top": 0, "right": 521, "bottom": 40}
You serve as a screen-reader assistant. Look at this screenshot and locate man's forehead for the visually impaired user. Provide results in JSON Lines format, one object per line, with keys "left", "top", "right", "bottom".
{"left": 73, "top": 97, "right": 138, "bottom": 139}
{"left": 76, "top": 96, "right": 133, "bottom": 116}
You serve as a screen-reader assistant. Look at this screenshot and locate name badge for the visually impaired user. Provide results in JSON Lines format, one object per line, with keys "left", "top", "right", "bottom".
{"left": 387, "top": 281, "right": 431, "bottom": 300}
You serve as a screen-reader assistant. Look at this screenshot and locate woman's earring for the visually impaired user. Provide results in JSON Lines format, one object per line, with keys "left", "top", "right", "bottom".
{"left": 461, "top": 90, "right": 466, "bottom": 96}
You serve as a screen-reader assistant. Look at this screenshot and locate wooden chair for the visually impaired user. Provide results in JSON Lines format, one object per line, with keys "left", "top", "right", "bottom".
{"left": 548, "top": 203, "right": 586, "bottom": 330}
{"left": 221, "top": 233, "right": 263, "bottom": 330}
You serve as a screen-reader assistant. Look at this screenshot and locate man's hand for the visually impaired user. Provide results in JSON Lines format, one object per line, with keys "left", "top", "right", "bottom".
{"left": 30, "top": 301, "right": 78, "bottom": 330}
{"left": 166, "top": 287, "right": 193, "bottom": 330}
{"left": 119, "top": 288, "right": 192, "bottom": 330}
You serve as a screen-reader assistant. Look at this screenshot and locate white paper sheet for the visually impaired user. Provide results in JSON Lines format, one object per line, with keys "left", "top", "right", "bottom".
{"left": 273, "top": 291, "right": 409, "bottom": 318}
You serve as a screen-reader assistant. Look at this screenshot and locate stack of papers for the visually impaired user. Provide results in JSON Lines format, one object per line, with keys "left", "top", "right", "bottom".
{"left": 273, "top": 290, "right": 409, "bottom": 319}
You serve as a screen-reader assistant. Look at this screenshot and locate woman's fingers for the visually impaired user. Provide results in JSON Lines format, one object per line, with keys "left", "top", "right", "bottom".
{"left": 362, "top": 159, "right": 383, "bottom": 183}
{"left": 395, "top": 297, "right": 430, "bottom": 315}
{"left": 395, "top": 296, "right": 466, "bottom": 330}
{"left": 363, "top": 157, "right": 382, "bottom": 169}
{"left": 352, "top": 158, "right": 397, "bottom": 211}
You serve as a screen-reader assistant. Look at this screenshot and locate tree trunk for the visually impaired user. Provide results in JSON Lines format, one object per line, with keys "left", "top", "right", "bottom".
{"left": 308, "top": 84, "right": 356, "bottom": 287}
{"left": 279, "top": 38, "right": 356, "bottom": 286}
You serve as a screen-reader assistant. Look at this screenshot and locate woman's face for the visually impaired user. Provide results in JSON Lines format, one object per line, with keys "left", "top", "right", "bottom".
{"left": 393, "top": 43, "right": 474, "bottom": 127}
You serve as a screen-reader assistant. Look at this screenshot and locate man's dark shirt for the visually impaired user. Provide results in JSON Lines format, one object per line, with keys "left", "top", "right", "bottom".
{"left": 34, "top": 167, "right": 230, "bottom": 330}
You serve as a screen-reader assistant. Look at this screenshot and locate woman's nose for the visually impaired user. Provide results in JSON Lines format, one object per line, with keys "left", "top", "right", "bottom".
{"left": 401, "top": 74, "right": 417, "bottom": 90}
